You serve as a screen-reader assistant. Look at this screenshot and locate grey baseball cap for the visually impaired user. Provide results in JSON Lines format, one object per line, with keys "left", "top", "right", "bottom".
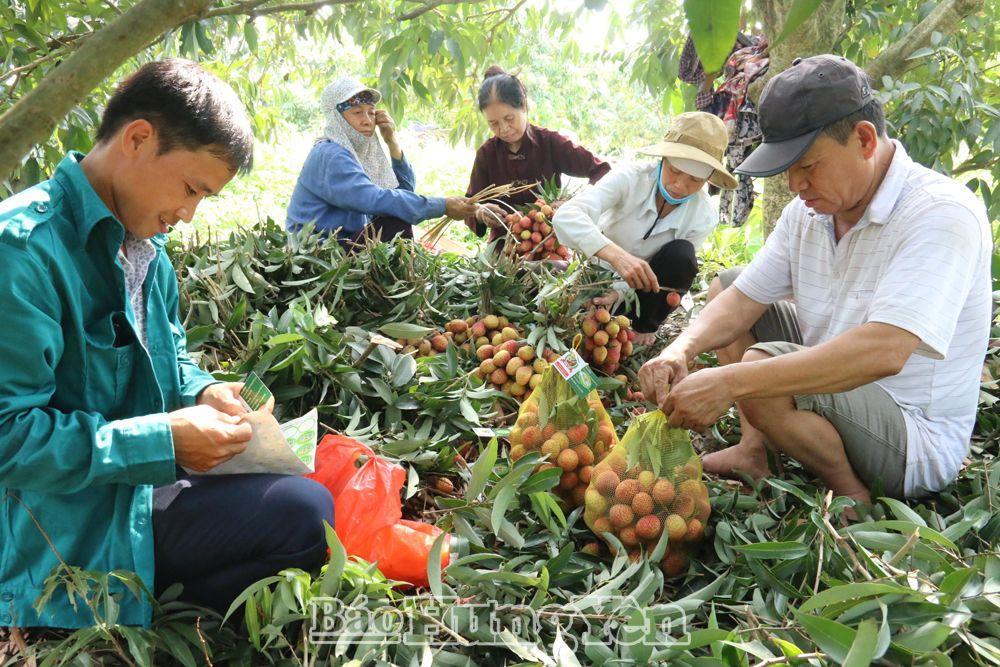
{"left": 736, "top": 54, "right": 875, "bottom": 177}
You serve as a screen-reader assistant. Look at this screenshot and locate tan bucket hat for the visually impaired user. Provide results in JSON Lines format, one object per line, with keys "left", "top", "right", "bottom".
{"left": 638, "top": 112, "right": 738, "bottom": 190}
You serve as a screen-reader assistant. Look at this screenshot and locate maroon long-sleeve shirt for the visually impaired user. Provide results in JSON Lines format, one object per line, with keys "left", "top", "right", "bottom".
{"left": 465, "top": 124, "right": 611, "bottom": 236}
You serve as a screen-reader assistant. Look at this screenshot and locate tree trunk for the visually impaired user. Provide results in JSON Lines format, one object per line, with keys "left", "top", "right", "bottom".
{"left": 0, "top": 0, "right": 213, "bottom": 182}
{"left": 754, "top": 0, "right": 847, "bottom": 234}
{"left": 865, "top": 0, "right": 984, "bottom": 87}
{"left": 752, "top": 0, "right": 984, "bottom": 234}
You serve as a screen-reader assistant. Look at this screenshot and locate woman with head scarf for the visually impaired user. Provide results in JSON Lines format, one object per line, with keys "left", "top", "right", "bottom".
{"left": 552, "top": 112, "right": 738, "bottom": 343}
{"left": 287, "top": 77, "right": 477, "bottom": 245}
{"left": 465, "top": 66, "right": 611, "bottom": 239}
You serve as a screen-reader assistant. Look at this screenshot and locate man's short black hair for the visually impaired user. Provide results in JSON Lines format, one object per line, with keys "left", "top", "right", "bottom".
{"left": 97, "top": 59, "right": 254, "bottom": 174}
{"left": 820, "top": 98, "right": 887, "bottom": 145}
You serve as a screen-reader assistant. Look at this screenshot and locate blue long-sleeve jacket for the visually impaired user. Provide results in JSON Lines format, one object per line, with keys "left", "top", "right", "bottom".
{"left": 285, "top": 140, "right": 446, "bottom": 238}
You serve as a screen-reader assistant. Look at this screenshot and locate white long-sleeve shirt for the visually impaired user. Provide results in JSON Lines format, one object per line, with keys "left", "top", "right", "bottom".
{"left": 552, "top": 162, "right": 719, "bottom": 260}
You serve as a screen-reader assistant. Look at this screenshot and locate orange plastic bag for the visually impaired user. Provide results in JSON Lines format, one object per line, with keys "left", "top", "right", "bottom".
{"left": 584, "top": 411, "right": 710, "bottom": 576}
{"left": 307, "top": 434, "right": 450, "bottom": 586}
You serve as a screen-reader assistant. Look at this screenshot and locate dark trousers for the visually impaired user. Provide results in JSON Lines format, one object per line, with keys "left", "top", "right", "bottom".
{"left": 341, "top": 215, "right": 413, "bottom": 251}
{"left": 152, "top": 474, "right": 334, "bottom": 612}
{"left": 622, "top": 239, "right": 698, "bottom": 333}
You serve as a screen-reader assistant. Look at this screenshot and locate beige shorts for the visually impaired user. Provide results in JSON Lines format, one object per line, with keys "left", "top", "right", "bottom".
{"left": 718, "top": 267, "right": 907, "bottom": 498}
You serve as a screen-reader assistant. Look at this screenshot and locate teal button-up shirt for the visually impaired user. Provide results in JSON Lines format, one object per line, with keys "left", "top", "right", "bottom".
{"left": 0, "top": 153, "right": 218, "bottom": 628}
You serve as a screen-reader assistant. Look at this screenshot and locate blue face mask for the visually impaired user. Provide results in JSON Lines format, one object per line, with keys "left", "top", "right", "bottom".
{"left": 656, "top": 161, "right": 694, "bottom": 205}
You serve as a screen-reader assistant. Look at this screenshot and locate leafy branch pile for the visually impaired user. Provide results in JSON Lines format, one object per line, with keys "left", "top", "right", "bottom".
{"left": 6, "top": 223, "right": 999, "bottom": 666}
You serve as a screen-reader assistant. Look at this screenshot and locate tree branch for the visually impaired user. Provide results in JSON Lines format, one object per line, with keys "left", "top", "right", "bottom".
{"left": 200, "top": 0, "right": 360, "bottom": 19}
{"left": 865, "top": 0, "right": 984, "bottom": 87}
{"left": 397, "top": 0, "right": 491, "bottom": 21}
{"left": 0, "top": 0, "right": 213, "bottom": 182}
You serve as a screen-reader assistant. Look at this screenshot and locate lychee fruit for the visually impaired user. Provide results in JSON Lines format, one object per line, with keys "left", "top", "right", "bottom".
{"left": 672, "top": 493, "right": 696, "bottom": 519}
{"left": 595, "top": 469, "right": 620, "bottom": 495}
{"left": 635, "top": 515, "right": 662, "bottom": 541}
{"left": 559, "top": 471, "right": 578, "bottom": 491}
{"left": 631, "top": 492, "right": 654, "bottom": 517}
{"left": 557, "top": 448, "right": 579, "bottom": 471}
{"left": 573, "top": 444, "right": 595, "bottom": 467}
{"left": 637, "top": 470, "right": 656, "bottom": 492}
{"left": 585, "top": 489, "right": 609, "bottom": 514}
{"left": 685, "top": 518, "right": 704, "bottom": 542}
{"left": 609, "top": 504, "right": 634, "bottom": 529}
{"left": 619, "top": 527, "right": 639, "bottom": 547}
{"left": 651, "top": 479, "right": 675, "bottom": 505}
{"left": 665, "top": 514, "right": 687, "bottom": 542}
{"left": 567, "top": 423, "right": 589, "bottom": 445}
{"left": 660, "top": 551, "right": 688, "bottom": 577}
{"left": 592, "top": 517, "right": 612, "bottom": 534}
{"left": 614, "top": 479, "right": 640, "bottom": 504}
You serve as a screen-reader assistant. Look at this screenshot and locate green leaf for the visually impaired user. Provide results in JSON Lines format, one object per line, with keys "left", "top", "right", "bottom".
{"left": 427, "top": 532, "right": 447, "bottom": 602}
{"left": 427, "top": 29, "right": 445, "bottom": 55}
{"left": 266, "top": 332, "right": 303, "bottom": 347}
{"left": 459, "top": 397, "right": 480, "bottom": 424}
{"left": 321, "top": 522, "right": 346, "bottom": 597}
{"left": 798, "top": 582, "right": 916, "bottom": 614}
{"left": 230, "top": 263, "right": 255, "bottom": 294}
{"left": 465, "top": 438, "right": 497, "bottom": 501}
{"left": 893, "top": 621, "right": 952, "bottom": 653}
{"left": 683, "top": 0, "right": 742, "bottom": 73}
{"left": 843, "top": 619, "right": 878, "bottom": 667}
{"left": 380, "top": 322, "right": 434, "bottom": 339}
{"left": 491, "top": 484, "right": 517, "bottom": 535}
{"left": 880, "top": 497, "right": 927, "bottom": 527}
{"left": 732, "top": 541, "right": 809, "bottom": 559}
{"left": 244, "top": 19, "right": 258, "bottom": 52}
{"left": 194, "top": 21, "right": 214, "bottom": 54}
{"left": 796, "top": 612, "right": 856, "bottom": 663}
{"left": 772, "top": 0, "right": 824, "bottom": 47}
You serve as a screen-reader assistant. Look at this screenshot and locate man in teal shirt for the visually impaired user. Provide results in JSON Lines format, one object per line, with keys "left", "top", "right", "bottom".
{"left": 0, "top": 59, "right": 333, "bottom": 628}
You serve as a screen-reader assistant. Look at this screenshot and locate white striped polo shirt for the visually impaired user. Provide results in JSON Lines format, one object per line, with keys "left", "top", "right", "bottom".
{"left": 734, "top": 141, "right": 992, "bottom": 497}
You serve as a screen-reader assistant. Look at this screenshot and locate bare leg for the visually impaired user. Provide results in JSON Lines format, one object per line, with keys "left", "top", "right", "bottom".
{"left": 700, "top": 276, "right": 773, "bottom": 480}
{"left": 737, "top": 351, "right": 870, "bottom": 503}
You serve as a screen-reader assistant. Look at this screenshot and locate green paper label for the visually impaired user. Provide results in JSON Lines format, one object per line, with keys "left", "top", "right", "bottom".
{"left": 239, "top": 372, "right": 273, "bottom": 411}
{"left": 553, "top": 349, "right": 599, "bottom": 398}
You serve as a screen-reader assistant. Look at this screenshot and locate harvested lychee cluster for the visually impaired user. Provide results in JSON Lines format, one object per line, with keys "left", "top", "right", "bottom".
{"left": 397, "top": 315, "right": 522, "bottom": 358}
{"left": 397, "top": 318, "right": 480, "bottom": 357}
{"left": 583, "top": 412, "right": 710, "bottom": 576}
{"left": 472, "top": 339, "right": 557, "bottom": 401}
{"left": 580, "top": 307, "right": 637, "bottom": 375}
{"left": 503, "top": 198, "right": 572, "bottom": 262}
{"left": 467, "top": 314, "right": 524, "bottom": 351}
{"left": 508, "top": 370, "right": 618, "bottom": 508}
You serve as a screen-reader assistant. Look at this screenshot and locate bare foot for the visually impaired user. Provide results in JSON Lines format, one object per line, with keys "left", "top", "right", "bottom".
{"left": 633, "top": 331, "right": 658, "bottom": 346}
{"left": 702, "top": 441, "right": 772, "bottom": 481}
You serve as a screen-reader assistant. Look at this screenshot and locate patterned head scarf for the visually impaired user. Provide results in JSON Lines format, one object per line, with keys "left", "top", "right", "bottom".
{"left": 320, "top": 77, "right": 398, "bottom": 189}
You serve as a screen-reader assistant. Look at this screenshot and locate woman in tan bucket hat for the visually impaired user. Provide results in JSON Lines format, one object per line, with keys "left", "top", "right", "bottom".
{"left": 553, "top": 111, "right": 737, "bottom": 343}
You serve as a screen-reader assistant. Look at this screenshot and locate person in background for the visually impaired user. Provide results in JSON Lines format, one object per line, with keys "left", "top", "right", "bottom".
{"left": 286, "top": 76, "right": 477, "bottom": 246}
{"left": 466, "top": 66, "right": 611, "bottom": 240}
{"left": 552, "top": 112, "right": 737, "bottom": 344}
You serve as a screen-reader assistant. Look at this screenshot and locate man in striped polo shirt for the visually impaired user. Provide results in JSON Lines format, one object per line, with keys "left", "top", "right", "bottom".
{"left": 639, "top": 55, "right": 991, "bottom": 503}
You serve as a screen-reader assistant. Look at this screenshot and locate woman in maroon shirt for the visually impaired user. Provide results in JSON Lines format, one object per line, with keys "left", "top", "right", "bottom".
{"left": 466, "top": 66, "right": 611, "bottom": 237}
